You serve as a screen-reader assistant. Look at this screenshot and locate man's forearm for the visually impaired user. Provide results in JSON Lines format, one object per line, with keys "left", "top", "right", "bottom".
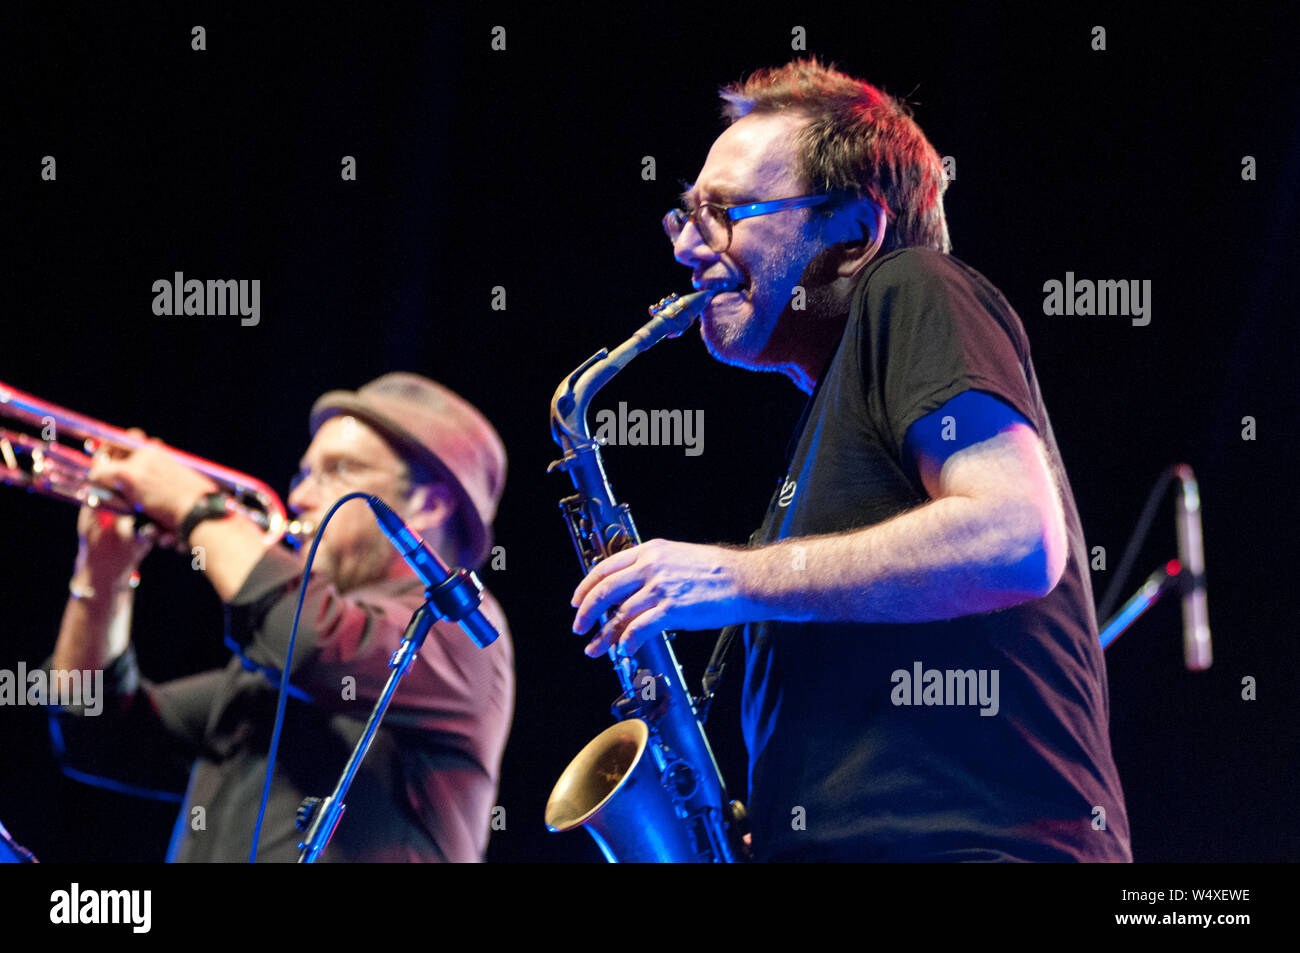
{"left": 188, "top": 515, "right": 275, "bottom": 603}
{"left": 741, "top": 494, "right": 1058, "bottom": 625}
{"left": 52, "top": 586, "right": 134, "bottom": 672}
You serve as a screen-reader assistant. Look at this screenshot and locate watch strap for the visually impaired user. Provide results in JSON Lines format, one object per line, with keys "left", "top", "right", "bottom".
{"left": 177, "top": 491, "right": 233, "bottom": 544}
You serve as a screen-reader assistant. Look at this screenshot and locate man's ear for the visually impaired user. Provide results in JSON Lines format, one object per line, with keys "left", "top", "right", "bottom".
{"left": 402, "top": 482, "right": 457, "bottom": 536}
{"left": 835, "top": 200, "right": 888, "bottom": 280}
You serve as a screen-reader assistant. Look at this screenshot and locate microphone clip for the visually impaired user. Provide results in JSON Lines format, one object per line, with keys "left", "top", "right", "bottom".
{"left": 426, "top": 567, "right": 485, "bottom": 627}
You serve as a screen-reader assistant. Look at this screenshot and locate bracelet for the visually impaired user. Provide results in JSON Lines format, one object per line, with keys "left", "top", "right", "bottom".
{"left": 69, "top": 571, "right": 141, "bottom": 600}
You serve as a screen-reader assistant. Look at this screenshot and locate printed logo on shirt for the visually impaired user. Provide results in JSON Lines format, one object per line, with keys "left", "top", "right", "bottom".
{"left": 890, "top": 661, "right": 1000, "bottom": 716}
{"left": 777, "top": 478, "right": 797, "bottom": 508}
{"left": 50, "top": 883, "right": 151, "bottom": 933}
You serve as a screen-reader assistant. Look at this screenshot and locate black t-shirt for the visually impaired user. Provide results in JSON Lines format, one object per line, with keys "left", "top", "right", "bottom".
{"left": 742, "top": 247, "right": 1131, "bottom": 862}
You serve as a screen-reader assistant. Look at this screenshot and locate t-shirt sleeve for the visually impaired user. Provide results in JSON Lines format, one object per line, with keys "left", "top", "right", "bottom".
{"left": 858, "top": 251, "right": 1039, "bottom": 455}
{"left": 43, "top": 645, "right": 210, "bottom": 798}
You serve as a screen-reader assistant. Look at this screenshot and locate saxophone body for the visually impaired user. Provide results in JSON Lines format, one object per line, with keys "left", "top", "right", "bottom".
{"left": 543, "top": 290, "right": 745, "bottom": 863}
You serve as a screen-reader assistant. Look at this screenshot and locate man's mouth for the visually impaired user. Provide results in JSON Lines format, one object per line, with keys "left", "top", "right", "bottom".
{"left": 698, "top": 282, "right": 746, "bottom": 301}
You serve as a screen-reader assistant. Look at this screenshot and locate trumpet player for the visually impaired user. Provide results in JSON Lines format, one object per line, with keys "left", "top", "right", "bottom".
{"left": 571, "top": 59, "right": 1131, "bottom": 862}
{"left": 46, "top": 373, "right": 513, "bottom": 861}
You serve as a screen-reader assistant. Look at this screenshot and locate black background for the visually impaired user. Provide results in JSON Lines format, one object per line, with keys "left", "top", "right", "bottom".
{"left": 1, "top": 2, "right": 1297, "bottom": 867}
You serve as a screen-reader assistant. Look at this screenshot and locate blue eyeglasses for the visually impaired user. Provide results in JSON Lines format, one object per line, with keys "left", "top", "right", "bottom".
{"left": 663, "top": 194, "right": 830, "bottom": 252}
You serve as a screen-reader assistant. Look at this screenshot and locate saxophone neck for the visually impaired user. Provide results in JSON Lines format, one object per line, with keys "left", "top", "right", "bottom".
{"left": 549, "top": 290, "right": 716, "bottom": 451}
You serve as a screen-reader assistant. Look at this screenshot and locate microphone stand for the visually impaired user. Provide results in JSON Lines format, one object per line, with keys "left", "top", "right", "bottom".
{"left": 295, "top": 567, "right": 485, "bottom": 863}
{"left": 1098, "top": 558, "right": 1186, "bottom": 651}
{"left": 1095, "top": 464, "right": 1212, "bottom": 671}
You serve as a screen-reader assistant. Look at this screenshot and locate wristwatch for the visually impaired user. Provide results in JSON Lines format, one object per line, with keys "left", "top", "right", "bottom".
{"left": 177, "top": 491, "right": 233, "bottom": 544}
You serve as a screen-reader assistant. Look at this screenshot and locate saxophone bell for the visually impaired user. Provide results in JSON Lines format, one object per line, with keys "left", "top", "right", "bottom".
{"left": 545, "top": 719, "right": 702, "bottom": 862}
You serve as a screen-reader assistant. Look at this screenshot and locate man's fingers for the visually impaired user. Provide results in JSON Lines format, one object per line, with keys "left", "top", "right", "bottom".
{"left": 572, "top": 568, "right": 645, "bottom": 634}
{"left": 87, "top": 456, "right": 121, "bottom": 484}
{"left": 614, "top": 604, "right": 670, "bottom": 657}
{"left": 92, "top": 428, "right": 150, "bottom": 463}
{"left": 570, "top": 545, "right": 639, "bottom": 606}
{"left": 598, "top": 585, "right": 661, "bottom": 640}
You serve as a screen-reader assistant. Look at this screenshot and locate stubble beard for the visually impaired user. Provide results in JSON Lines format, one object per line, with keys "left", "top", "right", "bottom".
{"left": 700, "top": 292, "right": 769, "bottom": 368}
{"left": 701, "top": 229, "right": 829, "bottom": 371}
{"left": 309, "top": 533, "right": 396, "bottom": 595}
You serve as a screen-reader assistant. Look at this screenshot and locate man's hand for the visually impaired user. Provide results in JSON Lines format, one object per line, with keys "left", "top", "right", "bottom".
{"left": 74, "top": 505, "right": 153, "bottom": 590}
{"left": 86, "top": 430, "right": 218, "bottom": 532}
{"left": 570, "top": 539, "right": 755, "bottom": 657}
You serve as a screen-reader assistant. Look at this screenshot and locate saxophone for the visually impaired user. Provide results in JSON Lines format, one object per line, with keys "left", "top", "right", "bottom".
{"left": 543, "top": 290, "right": 747, "bottom": 862}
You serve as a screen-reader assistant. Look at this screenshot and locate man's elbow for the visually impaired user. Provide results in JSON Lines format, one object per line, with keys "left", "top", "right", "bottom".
{"left": 1019, "top": 548, "right": 1066, "bottom": 601}
{"left": 1016, "top": 507, "right": 1069, "bottom": 600}
{"left": 993, "top": 500, "right": 1068, "bottom": 604}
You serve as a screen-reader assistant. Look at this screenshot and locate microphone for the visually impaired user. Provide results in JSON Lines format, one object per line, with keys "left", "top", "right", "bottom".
{"left": 366, "top": 495, "right": 499, "bottom": 648}
{"left": 1172, "top": 465, "right": 1212, "bottom": 670}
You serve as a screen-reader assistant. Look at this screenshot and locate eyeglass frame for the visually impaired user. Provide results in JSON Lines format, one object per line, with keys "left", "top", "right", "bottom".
{"left": 289, "top": 456, "right": 405, "bottom": 496}
{"left": 663, "top": 194, "right": 831, "bottom": 253}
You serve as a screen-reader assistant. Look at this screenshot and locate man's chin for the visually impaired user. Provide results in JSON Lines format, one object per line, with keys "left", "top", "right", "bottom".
{"left": 297, "top": 545, "right": 351, "bottom": 589}
{"left": 700, "top": 329, "right": 753, "bottom": 368}
{"left": 700, "top": 297, "right": 770, "bottom": 368}
{"left": 299, "top": 544, "right": 335, "bottom": 578}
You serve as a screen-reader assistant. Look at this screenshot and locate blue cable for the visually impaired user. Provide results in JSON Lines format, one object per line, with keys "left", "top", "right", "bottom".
{"left": 247, "top": 491, "right": 369, "bottom": 863}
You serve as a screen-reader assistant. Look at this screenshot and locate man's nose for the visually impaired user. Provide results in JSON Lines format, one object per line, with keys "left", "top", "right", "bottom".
{"left": 673, "top": 218, "right": 716, "bottom": 269}
{"left": 287, "top": 477, "right": 317, "bottom": 516}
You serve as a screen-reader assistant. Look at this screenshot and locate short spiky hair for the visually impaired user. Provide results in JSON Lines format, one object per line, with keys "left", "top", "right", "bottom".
{"left": 720, "top": 58, "right": 950, "bottom": 253}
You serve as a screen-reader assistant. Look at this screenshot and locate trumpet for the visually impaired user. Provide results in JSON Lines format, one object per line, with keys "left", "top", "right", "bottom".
{"left": 0, "top": 379, "right": 310, "bottom": 546}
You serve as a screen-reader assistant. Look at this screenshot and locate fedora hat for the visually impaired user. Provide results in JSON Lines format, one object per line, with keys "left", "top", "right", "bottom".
{"left": 309, "top": 373, "right": 506, "bottom": 569}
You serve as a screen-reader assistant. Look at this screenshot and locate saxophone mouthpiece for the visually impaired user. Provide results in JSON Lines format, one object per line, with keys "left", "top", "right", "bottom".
{"left": 649, "top": 289, "right": 717, "bottom": 318}
{"left": 649, "top": 289, "right": 718, "bottom": 339}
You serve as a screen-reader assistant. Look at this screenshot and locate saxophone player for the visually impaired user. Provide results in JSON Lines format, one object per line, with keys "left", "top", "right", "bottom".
{"left": 570, "top": 58, "right": 1131, "bottom": 862}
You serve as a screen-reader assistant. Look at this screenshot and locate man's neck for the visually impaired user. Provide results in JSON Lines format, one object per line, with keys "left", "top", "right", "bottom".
{"left": 770, "top": 260, "right": 881, "bottom": 392}
{"left": 764, "top": 308, "right": 850, "bottom": 394}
